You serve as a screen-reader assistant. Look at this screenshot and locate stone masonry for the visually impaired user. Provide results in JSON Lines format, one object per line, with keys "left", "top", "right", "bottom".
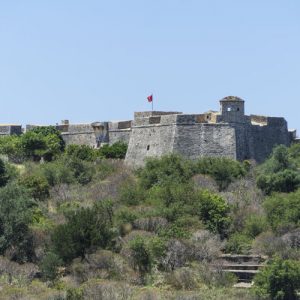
{"left": 125, "top": 96, "right": 295, "bottom": 166}
{"left": 0, "top": 96, "right": 295, "bottom": 167}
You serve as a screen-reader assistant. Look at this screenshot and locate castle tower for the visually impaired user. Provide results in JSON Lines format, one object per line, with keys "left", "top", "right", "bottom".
{"left": 220, "top": 96, "right": 245, "bottom": 123}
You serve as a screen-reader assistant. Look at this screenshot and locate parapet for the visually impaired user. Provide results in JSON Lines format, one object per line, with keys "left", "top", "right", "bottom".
{"left": 134, "top": 111, "right": 182, "bottom": 119}
{"left": 0, "top": 124, "right": 22, "bottom": 135}
{"left": 132, "top": 110, "right": 224, "bottom": 127}
{"left": 109, "top": 120, "right": 132, "bottom": 131}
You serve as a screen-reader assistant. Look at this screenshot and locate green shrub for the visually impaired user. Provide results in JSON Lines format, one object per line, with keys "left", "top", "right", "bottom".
{"left": 243, "top": 214, "right": 268, "bottom": 238}
{"left": 0, "top": 158, "right": 8, "bottom": 187}
{"left": 263, "top": 190, "right": 300, "bottom": 232}
{"left": 66, "top": 288, "right": 83, "bottom": 300}
{"left": 257, "top": 170, "right": 300, "bottom": 195}
{"left": 225, "top": 233, "right": 252, "bottom": 254}
{"left": 19, "top": 174, "right": 50, "bottom": 201}
{"left": 256, "top": 145, "right": 300, "bottom": 194}
{"left": 158, "top": 224, "right": 190, "bottom": 239}
{"left": 193, "top": 190, "right": 231, "bottom": 237}
{"left": 147, "top": 236, "right": 167, "bottom": 262}
{"left": 114, "top": 207, "right": 139, "bottom": 235}
{"left": 138, "top": 154, "right": 193, "bottom": 189}
{"left": 0, "top": 135, "right": 24, "bottom": 162}
{"left": 0, "top": 183, "right": 36, "bottom": 262}
{"left": 148, "top": 182, "right": 196, "bottom": 208}
{"left": 66, "top": 157, "right": 94, "bottom": 185}
{"left": 194, "top": 157, "right": 247, "bottom": 191}
{"left": 118, "top": 179, "right": 144, "bottom": 205}
{"left": 0, "top": 126, "right": 64, "bottom": 163}
{"left": 42, "top": 159, "right": 74, "bottom": 186}
{"left": 99, "top": 142, "right": 128, "bottom": 159}
{"left": 128, "top": 236, "right": 152, "bottom": 274}
{"left": 40, "top": 252, "right": 63, "bottom": 281}
{"left": 254, "top": 257, "right": 300, "bottom": 300}
{"left": 52, "top": 200, "right": 114, "bottom": 263}
{"left": 289, "top": 143, "right": 300, "bottom": 159}
{"left": 65, "top": 144, "right": 97, "bottom": 161}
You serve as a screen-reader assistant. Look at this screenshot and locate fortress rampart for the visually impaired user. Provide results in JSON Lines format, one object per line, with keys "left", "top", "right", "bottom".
{"left": 0, "top": 96, "right": 296, "bottom": 166}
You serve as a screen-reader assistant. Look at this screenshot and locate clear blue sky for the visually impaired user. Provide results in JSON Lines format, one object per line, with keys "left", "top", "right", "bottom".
{"left": 0, "top": 1, "right": 299, "bottom": 131}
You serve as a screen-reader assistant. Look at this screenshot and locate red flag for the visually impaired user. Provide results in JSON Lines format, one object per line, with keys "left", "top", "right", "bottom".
{"left": 147, "top": 94, "right": 153, "bottom": 102}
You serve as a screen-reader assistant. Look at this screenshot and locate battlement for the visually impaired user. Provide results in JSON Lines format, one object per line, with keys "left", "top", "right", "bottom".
{"left": 0, "top": 96, "right": 295, "bottom": 166}
{"left": 0, "top": 125, "right": 22, "bottom": 135}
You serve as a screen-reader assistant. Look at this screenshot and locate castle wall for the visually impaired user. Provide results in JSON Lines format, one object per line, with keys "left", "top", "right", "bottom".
{"left": 61, "top": 132, "right": 97, "bottom": 147}
{"left": 108, "top": 121, "right": 132, "bottom": 145}
{"left": 0, "top": 125, "right": 22, "bottom": 135}
{"left": 125, "top": 122, "right": 176, "bottom": 167}
{"left": 173, "top": 123, "right": 237, "bottom": 160}
{"left": 248, "top": 117, "right": 290, "bottom": 163}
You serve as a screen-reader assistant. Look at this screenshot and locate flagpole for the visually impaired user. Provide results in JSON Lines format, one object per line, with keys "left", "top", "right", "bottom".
{"left": 152, "top": 94, "right": 153, "bottom": 111}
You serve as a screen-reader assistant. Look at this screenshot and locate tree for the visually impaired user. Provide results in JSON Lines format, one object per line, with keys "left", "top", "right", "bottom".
{"left": 263, "top": 190, "right": 300, "bottom": 231}
{"left": 254, "top": 257, "right": 300, "bottom": 300}
{"left": 128, "top": 236, "right": 152, "bottom": 275}
{"left": 194, "top": 157, "right": 247, "bottom": 191}
{"left": 0, "top": 183, "right": 36, "bottom": 262}
{"left": 256, "top": 145, "right": 300, "bottom": 194}
{"left": 257, "top": 170, "right": 300, "bottom": 195}
{"left": 0, "top": 158, "right": 8, "bottom": 187}
{"left": 19, "top": 174, "right": 50, "bottom": 201}
{"left": 52, "top": 201, "right": 114, "bottom": 263}
{"left": 0, "top": 126, "right": 65, "bottom": 163}
{"left": 98, "top": 142, "right": 128, "bottom": 159}
{"left": 138, "top": 154, "right": 193, "bottom": 189}
{"left": 39, "top": 252, "right": 63, "bottom": 281}
{"left": 65, "top": 144, "right": 97, "bottom": 161}
{"left": 193, "top": 190, "right": 231, "bottom": 237}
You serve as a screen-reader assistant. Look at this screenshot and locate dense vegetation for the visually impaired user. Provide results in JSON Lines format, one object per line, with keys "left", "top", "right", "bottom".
{"left": 0, "top": 131, "right": 299, "bottom": 299}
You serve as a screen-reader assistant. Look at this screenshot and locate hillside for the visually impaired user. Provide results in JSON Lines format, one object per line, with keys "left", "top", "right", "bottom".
{"left": 0, "top": 128, "right": 299, "bottom": 299}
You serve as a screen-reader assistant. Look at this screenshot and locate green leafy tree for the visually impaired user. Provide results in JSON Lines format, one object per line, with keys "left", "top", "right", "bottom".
{"left": 0, "top": 183, "right": 36, "bottom": 262}
{"left": 0, "top": 158, "right": 8, "bottom": 187}
{"left": 225, "top": 233, "right": 252, "bottom": 254}
{"left": 19, "top": 174, "right": 50, "bottom": 201}
{"left": 99, "top": 142, "right": 128, "bottom": 159}
{"left": 194, "top": 157, "right": 247, "bottom": 190}
{"left": 39, "top": 252, "right": 63, "bottom": 281}
{"left": 256, "top": 145, "right": 300, "bottom": 194}
{"left": 65, "top": 144, "right": 97, "bottom": 161}
{"left": 138, "top": 154, "right": 193, "bottom": 189}
{"left": 254, "top": 257, "right": 300, "bottom": 300}
{"left": 52, "top": 201, "right": 114, "bottom": 263}
{"left": 129, "top": 236, "right": 152, "bottom": 275}
{"left": 0, "top": 136, "right": 23, "bottom": 162}
{"left": 194, "top": 190, "right": 231, "bottom": 237}
{"left": 263, "top": 190, "right": 300, "bottom": 231}
{"left": 257, "top": 170, "right": 300, "bottom": 195}
{"left": 42, "top": 159, "right": 74, "bottom": 186}
{"left": 66, "top": 157, "right": 94, "bottom": 185}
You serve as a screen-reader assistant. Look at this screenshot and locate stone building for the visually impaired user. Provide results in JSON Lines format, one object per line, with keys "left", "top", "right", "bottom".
{"left": 1, "top": 96, "right": 295, "bottom": 166}
{"left": 125, "top": 96, "right": 295, "bottom": 166}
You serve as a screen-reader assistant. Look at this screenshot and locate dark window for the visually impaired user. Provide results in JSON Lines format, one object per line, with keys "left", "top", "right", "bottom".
{"left": 237, "top": 108, "right": 240, "bottom": 111}
{"left": 147, "top": 145, "right": 150, "bottom": 151}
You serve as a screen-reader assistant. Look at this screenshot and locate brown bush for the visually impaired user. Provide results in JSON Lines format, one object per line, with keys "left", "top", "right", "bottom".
{"left": 167, "top": 267, "right": 198, "bottom": 290}
{"left": 0, "top": 256, "right": 38, "bottom": 285}
{"left": 133, "top": 217, "right": 168, "bottom": 233}
{"left": 82, "top": 279, "right": 133, "bottom": 300}
{"left": 161, "top": 239, "right": 190, "bottom": 271}
{"left": 192, "top": 174, "right": 218, "bottom": 192}
{"left": 190, "top": 230, "right": 224, "bottom": 262}
{"left": 252, "top": 230, "right": 300, "bottom": 259}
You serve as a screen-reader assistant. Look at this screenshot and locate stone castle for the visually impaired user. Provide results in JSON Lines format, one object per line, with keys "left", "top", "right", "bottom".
{"left": 0, "top": 96, "right": 296, "bottom": 166}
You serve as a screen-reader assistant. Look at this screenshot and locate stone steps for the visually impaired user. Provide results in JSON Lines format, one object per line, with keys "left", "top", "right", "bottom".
{"left": 215, "top": 254, "right": 268, "bottom": 287}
